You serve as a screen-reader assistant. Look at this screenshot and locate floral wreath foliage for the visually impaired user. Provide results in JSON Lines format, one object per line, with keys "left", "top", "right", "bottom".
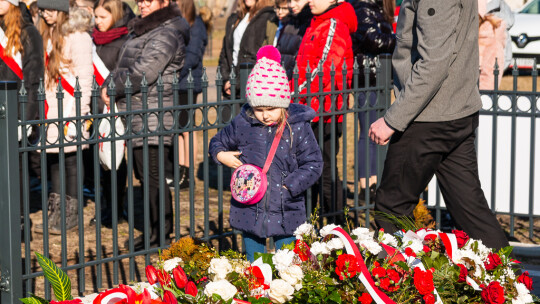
{"left": 24, "top": 208, "right": 539, "bottom": 304}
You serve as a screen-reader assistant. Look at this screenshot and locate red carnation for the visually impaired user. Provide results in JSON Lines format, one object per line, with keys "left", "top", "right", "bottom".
{"left": 358, "top": 292, "right": 372, "bottom": 304}
{"left": 423, "top": 245, "right": 431, "bottom": 253}
{"left": 481, "top": 281, "right": 505, "bottom": 304}
{"left": 294, "top": 239, "right": 311, "bottom": 262}
{"left": 452, "top": 230, "right": 470, "bottom": 248}
{"left": 335, "top": 254, "right": 360, "bottom": 280}
{"left": 424, "top": 234, "right": 437, "bottom": 242}
{"left": 413, "top": 267, "right": 434, "bottom": 296}
{"left": 423, "top": 294, "right": 436, "bottom": 304}
{"left": 387, "top": 269, "right": 401, "bottom": 284}
{"left": 517, "top": 271, "right": 534, "bottom": 290}
{"left": 372, "top": 266, "right": 386, "bottom": 279}
{"left": 405, "top": 247, "right": 416, "bottom": 257}
{"left": 173, "top": 266, "right": 188, "bottom": 289}
{"left": 457, "top": 264, "right": 468, "bottom": 283}
{"left": 185, "top": 281, "right": 198, "bottom": 297}
{"left": 379, "top": 277, "right": 391, "bottom": 291}
{"left": 484, "top": 252, "right": 502, "bottom": 271}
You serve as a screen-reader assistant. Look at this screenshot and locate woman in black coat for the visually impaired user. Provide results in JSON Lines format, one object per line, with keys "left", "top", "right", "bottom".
{"left": 103, "top": 0, "right": 190, "bottom": 250}
{"left": 0, "top": 1, "right": 43, "bottom": 240}
{"left": 168, "top": 0, "right": 212, "bottom": 190}
{"left": 348, "top": 0, "right": 395, "bottom": 197}
{"left": 90, "top": 0, "right": 135, "bottom": 228}
{"left": 275, "top": 1, "right": 312, "bottom": 79}
{"left": 218, "top": 0, "right": 277, "bottom": 99}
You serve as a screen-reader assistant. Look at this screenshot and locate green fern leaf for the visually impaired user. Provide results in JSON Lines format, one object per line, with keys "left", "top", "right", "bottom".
{"left": 35, "top": 252, "right": 73, "bottom": 301}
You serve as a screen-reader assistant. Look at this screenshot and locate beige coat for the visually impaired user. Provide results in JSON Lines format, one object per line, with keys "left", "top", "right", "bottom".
{"left": 44, "top": 30, "right": 93, "bottom": 153}
{"left": 479, "top": 16, "right": 506, "bottom": 90}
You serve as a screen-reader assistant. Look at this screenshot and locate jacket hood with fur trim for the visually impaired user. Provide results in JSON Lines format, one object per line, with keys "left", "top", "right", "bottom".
{"left": 129, "top": 3, "right": 183, "bottom": 36}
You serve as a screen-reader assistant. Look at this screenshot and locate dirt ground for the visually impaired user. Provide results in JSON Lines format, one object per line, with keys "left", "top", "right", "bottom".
{"left": 20, "top": 15, "right": 540, "bottom": 299}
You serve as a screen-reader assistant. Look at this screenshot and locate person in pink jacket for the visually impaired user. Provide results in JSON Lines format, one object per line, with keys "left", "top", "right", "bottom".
{"left": 35, "top": 0, "right": 94, "bottom": 235}
{"left": 478, "top": 0, "right": 507, "bottom": 90}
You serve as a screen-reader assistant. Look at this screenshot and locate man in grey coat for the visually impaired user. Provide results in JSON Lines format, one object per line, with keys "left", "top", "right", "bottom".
{"left": 369, "top": 0, "right": 510, "bottom": 250}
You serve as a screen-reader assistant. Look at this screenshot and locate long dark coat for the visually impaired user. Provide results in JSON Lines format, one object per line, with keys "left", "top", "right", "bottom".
{"left": 218, "top": 7, "right": 277, "bottom": 86}
{"left": 178, "top": 16, "right": 207, "bottom": 94}
{"left": 108, "top": 4, "right": 189, "bottom": 147}
{"left": 209, "top": 103, "right": 323, "bottom": 238}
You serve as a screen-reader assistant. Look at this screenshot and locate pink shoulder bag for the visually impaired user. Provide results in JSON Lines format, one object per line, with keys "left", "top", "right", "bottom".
{"left": 230, "top": 122, "right": 286, "bottom": 205}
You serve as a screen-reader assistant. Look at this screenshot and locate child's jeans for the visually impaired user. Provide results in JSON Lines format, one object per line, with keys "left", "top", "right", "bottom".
{"left": 243, "top": 232, "right": 296, "bottom": 262}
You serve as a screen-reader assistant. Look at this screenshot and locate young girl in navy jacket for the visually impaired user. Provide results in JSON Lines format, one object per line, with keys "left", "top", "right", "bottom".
{"left": 210, "top": 46, "right": 323, "bottom": 262}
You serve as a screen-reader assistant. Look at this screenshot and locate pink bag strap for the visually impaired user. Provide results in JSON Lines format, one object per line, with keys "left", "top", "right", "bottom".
{"left": 262, "top": 122, "right": 286, "bottom": 175}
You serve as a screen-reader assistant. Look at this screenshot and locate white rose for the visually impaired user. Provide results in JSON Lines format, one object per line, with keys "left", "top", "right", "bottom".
{"left": 209, "top": 257, "right": 233, "bottom": 280}
{"left": 359, "top": 239, "right": 382, "bottom": 255}
{"left": 204, "top": 280, "right": 238, "bottom": 301}
{"left": 379, "top": 233, "right": 398, "bottom": 247}
{"left": 272, "top": 249, "right": 295, "bottom": 272}
{"left": 294, "top": 222, "right": 315, "bottom": 240}
{"left": 268, "top": 279, "right": 295, "bottom": 304}
{"left": 401, "top": 236, "right": 423, "bottom": 253}
{"left": 326, "top": 238, "right": 344, "bottom": 251}
{"left": 310, "top": 241, "right": 330, "bottom": 256}
{"left": 351, "top": 227, "right": 372, "bottom": 242}
{"left": 279, "top": 265, "right": 304, "bottom": 291}
{"left": 319, "top": 224, "right": 340, "bottom": 237}
{"left": 162, "top": 257, "right": 183, "bottom": 272}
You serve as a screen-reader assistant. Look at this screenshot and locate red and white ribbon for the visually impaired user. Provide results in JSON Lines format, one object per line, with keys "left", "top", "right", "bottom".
{"left": 0, "top": 27, "right": 23, "bottom": 79}
{"left": 329, "top": 227, "right": 397, "bottom": 304}
{"left": 92, "top": 44, "right": 109, "bottom": 86}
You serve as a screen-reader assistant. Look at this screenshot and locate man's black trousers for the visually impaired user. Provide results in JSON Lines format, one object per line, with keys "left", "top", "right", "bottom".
{"left": 375, "top": 113, "right": 509, "bottom": 250}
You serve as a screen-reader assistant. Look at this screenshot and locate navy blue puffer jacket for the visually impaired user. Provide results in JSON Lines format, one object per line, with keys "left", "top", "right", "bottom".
{"left": 209, "top": 103, "right": 323, "bottom": 238}
{"left": 178, "top": 16, "right": 208, "bottom": 93}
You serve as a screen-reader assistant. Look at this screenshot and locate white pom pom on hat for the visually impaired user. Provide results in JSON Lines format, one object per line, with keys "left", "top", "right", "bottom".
{"left": 245, "top": 46, "right": 291, "bottom": 109}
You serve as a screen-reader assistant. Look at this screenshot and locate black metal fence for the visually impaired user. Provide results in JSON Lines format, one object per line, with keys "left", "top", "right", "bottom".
{"left": 0, "top": 55, "right": 392, "bottom": 302}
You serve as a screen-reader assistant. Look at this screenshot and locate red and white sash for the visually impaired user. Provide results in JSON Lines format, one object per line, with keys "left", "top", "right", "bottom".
{"left": 92, "top": 44, "right": 109, "bottom": 86}
{"left": 0, "top": 27, "right": 23, "bottom": 79}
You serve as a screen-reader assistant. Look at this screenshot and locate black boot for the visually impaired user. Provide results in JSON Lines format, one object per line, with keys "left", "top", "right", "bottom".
{"left": 34, "top": 193, "right": 61, "bottom": 234}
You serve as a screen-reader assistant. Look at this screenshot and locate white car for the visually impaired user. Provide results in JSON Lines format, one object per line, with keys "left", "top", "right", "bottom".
{"left": 510, "top": 0, "right": 540, "bottom": 68}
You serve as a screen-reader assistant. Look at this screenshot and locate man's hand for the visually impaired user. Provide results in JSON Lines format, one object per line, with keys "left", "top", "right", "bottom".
{"left": 101, "top": 88, "right": 110, "bottom": 108}
{"left": 223, "top": 81, "right": 231, "bottom": 96}
{"left": 369, "top": 118, "right": 395, "bottom": 145}
{"left": 217, "top": 151, "right": 243, "bottom": 168}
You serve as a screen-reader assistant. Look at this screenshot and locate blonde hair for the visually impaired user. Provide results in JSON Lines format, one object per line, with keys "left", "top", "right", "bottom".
{"left": 38, "top": 6, "right": 92, "bottom": 88}
{"left": 0, "top": 4, "right": 23, "bottom": 58}
{"left": 94, "top": 0, "right": 124, "bottom": 29}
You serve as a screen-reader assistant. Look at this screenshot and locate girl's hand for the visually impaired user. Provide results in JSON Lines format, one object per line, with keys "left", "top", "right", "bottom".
{"left": 224, "top": 81, "right": 231, "bottom": 96}
{"left": 217, "top": 151, "right": 243, "bottom": 168}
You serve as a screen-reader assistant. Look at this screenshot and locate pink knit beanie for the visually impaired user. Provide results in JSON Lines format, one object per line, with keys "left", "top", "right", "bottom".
{"left": 246, "top": 46, "right": 291, "bottom": 108}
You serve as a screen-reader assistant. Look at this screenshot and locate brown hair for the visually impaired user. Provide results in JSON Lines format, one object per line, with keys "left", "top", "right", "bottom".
{"left": 1, "top": 4, "right": 23, "bottom": 57}
{"left": 381, "top": 0, "right": 395, "bottom": 25}
{"left": 199, "top": 6, "right": 213, "bottom": 34}
{"left": 236, "top": 0, "right": 274, "bottom": 22}
{"left": 94, "top": 0, "right": 124, "bottom": 29}
{"left": 274, "top": 0, "right": 287, "bottom": 7}
{"left": 176, "top": 0, "right": 196, "bottom": 25}
{"left": 37, "top": 10, "right": 71, "bottom": 88}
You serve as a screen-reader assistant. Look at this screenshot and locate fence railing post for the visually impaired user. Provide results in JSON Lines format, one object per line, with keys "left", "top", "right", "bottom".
{"left": 239, "top": 62, "right": 254, "bottom": 102}
{"left": 0, "top": 81, "right": 22, "bottom": 303}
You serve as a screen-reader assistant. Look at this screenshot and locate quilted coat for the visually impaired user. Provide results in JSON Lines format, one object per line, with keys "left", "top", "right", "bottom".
{"left": 178, "top": 16, "right": 208, "bottom": 94}
{"left": 108, "top": 3, "right": 189, "bottom": 147}
{"left": 348, "top": 0, "right": 395, "bottom": 87}
{"left": 293, "top": 2, "right": 358, "bottom": 123}
{"left": 209, "top": 103, "right": 323, "bottom": 238}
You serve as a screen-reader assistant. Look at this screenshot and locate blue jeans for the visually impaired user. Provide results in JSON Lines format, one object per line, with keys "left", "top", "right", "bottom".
{"left": 243, "top": 232, "right": 296, "bottom": 262}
